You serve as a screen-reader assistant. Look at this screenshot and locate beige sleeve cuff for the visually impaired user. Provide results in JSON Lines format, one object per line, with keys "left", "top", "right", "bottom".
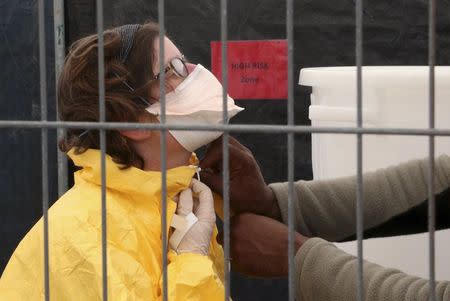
{"left": 269, "top": 181, "right": 313, "bottom": 236}
{"left": 294, "top": 237, "right": 450, "bottom": 301}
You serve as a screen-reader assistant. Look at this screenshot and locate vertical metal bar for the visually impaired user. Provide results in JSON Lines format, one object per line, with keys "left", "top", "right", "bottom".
{"left": 220, "top": 0, "right": 230, "bottom": 300}
{"left": 286, "top": 0, "right": 295, "bottom": 300}
{"left": 53, "top": 0, "right": 68, "bottom": 197}
{"left": 158, "top": 0, "right": 168, "bottom": 300}
{"left": 355, "top": 0, "right": 364, "bottom": 300}
{"left": 96, "top": 0, "right": 108, "bottom": 299}
{"left": 38, "top": 0, "right": 50, "bottom": 299}
{"left": 427, "top": 0, "right": 436, "bottom": 300}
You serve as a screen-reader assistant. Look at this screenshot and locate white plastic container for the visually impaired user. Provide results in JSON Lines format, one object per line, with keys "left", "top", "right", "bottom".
{"left": 300, "top": 66, "right": 450, "bottom": 280}
{"left": 301, "top": 66, "right": 450, "bottom": 179}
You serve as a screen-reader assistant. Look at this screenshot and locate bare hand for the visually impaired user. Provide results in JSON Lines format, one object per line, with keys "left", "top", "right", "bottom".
{"left": 219, "top": 213, "right": 308, "bottom": 277}
{"left": 200, "top": 137, "right": 282, "bottom": 220}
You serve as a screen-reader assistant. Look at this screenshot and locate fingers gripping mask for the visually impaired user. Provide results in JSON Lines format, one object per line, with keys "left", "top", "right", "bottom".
{"left": 146, "top": 64, "right": 244, "bottom": 152}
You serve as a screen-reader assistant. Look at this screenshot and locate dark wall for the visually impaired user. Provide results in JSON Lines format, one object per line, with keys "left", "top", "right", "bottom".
{"left": 0, "top": 0, "right": 58, "bottom": 272}
{"left": 1, "top": 1, "right": 449, "bottom": 300}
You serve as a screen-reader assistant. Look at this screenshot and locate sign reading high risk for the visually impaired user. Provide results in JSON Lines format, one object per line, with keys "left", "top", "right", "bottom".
{"left": 211, "top": 40, "right": 287, "bottom": 99}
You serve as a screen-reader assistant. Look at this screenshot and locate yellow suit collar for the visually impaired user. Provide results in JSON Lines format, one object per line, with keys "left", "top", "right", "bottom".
{"left": 68, "top": 148, "right": 198, "bottom": 199}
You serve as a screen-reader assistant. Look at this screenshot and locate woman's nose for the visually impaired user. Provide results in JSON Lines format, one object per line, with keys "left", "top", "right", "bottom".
{"left": 186, "top": 63, "right": 196, "bottom": 74}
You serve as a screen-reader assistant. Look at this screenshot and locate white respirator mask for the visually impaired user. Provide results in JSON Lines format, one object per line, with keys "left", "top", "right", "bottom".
{"left": 146, "top": 64, "right": 244, "bottom": 152}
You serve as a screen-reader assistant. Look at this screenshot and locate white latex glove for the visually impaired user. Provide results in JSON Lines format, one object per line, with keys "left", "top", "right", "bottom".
{"left": 170, "top": 179, "right": 216, "bottom": 256}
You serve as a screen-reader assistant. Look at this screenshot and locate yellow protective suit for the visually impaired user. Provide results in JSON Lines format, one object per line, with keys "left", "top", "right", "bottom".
{"left": 0, "top": 149, "right": 225, "bottom": 300}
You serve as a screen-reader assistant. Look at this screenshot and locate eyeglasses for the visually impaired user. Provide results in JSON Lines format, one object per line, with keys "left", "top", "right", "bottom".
{"left": 79, "top": 57, "right": 188, "bottom": 138}
{"left": 152, "top": 55, "right": 189, "bottom": 81}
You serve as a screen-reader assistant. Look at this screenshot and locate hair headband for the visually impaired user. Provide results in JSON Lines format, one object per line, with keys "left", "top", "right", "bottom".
{"left": 113, "top": 24, "right": 141, "bottom": 63}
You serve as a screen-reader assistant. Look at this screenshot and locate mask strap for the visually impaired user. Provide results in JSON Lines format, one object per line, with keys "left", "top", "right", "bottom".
{"left": 113, "top": 71, "right": 151, "bottom": 106}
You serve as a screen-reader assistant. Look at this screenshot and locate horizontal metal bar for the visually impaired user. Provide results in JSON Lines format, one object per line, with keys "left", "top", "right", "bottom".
{"left": 1, "top": 120, "right": 450, "bottom": 136}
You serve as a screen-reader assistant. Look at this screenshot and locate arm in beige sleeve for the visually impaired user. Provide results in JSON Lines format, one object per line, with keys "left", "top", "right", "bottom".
{"left": 295, "top": 238, "right": 450, "bottom": 301}
{"left": 269, "top": 155, "right": 450, "bottom": 241}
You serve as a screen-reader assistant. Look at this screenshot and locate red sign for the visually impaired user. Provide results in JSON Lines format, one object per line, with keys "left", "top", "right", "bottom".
{"left": 211, "top": 40, "right": 287, "bottom": 99}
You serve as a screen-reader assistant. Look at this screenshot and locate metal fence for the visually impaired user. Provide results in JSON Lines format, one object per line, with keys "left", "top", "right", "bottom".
{"left": 0, "top": 0, "right": 444, "bottom": 300}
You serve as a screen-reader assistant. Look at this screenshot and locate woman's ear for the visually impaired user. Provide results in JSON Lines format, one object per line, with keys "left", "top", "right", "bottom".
{"left": 119, "top": 129, "right": 152, "bottom": 141}
{"left": 120, "top": 112, "right": 158, "bottom": 141}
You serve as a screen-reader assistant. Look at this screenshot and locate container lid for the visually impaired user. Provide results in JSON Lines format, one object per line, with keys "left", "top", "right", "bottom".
{"left": 299, "top": 66, "right": 450, "bottom": 89}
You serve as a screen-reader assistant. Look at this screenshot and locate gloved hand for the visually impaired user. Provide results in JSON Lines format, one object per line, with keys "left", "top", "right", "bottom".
{"left": 170, "top": 179, "right": 216, "bottom": 256}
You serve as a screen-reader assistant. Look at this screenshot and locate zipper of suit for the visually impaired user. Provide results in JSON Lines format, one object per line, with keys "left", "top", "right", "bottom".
{"left": 188, "top": 165, "right": 202, "bottom": 181}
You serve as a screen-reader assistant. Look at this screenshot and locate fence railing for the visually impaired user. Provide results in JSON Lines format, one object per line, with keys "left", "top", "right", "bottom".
{"left": 0, "top": 0, "right": 442, "bottom": 300}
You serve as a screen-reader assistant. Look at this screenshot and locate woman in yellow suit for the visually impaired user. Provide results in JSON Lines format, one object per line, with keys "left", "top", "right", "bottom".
{"left": 0, "top": 22, "right": 243, "bottom": 300}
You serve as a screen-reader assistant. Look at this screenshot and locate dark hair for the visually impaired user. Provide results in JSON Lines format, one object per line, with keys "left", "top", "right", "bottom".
{"left": 58, "top": 22, "right": 160, "bottom": 169}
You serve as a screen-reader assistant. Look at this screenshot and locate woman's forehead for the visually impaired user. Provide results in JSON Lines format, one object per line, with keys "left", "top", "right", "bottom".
{"left": 152, "top": 37, "right": 181, "bottom": 72}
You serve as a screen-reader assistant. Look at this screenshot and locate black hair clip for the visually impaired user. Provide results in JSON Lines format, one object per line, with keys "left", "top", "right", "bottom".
{"left": 77, "top": 24, "right": 150, "bottom": 139}
{"left": 77, "top": 73, "right": 151, "bottom": 138}
{"left": 79, "top": 129, "right": 89, "bottom": 137}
